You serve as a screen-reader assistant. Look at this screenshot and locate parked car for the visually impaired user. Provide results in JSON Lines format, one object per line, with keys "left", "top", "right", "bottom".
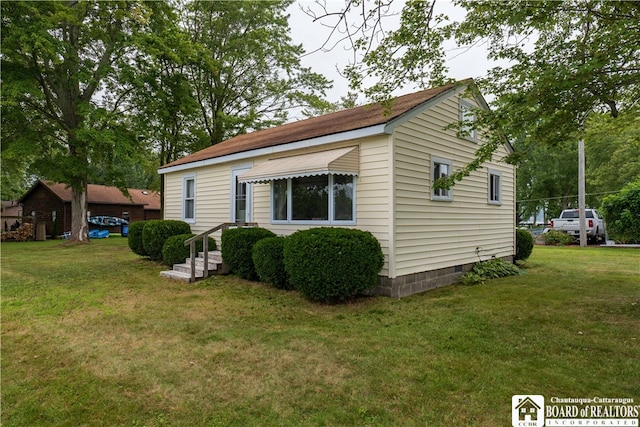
{"left": 550, "top": 209, "right": 605, "bottom": 243}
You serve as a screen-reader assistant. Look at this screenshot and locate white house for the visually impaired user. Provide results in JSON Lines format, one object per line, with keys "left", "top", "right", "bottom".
{"left": 159, "top": 80, "right": 515, "bottom": 297}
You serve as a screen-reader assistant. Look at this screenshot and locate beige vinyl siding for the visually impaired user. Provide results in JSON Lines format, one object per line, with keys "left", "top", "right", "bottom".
{"left": 251, "top": 136, "right": 392, "bottom": 275}
{"left": 393, "top": 94, "right": 515, "bottom": 277}
{"left": 163, "top": 171, "right": 183, "bottom": 221}
{"left": 165, "top": 137, "right": 393, "bottom": 276}
{"left": 163, "top": 164, "right": 238, "bottom": 242}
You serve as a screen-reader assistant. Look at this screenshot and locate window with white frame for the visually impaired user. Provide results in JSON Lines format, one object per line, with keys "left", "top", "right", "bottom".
{"left": 231, "top": 166, "right": 252, "bottom": 223}
{"left": 431, "top": 157, "right": 453, "bottom": 201}
{"left": 488, "top": 169, "right": 502, "bottom": 205}
{"left": 460, "top": 99, "right": 477, "bottom": 142}
{"left": 183, "top": 175, "right": 195, "bottom": 222}
{"left": 271, "top": 174, "right": 355, "bottom": 224}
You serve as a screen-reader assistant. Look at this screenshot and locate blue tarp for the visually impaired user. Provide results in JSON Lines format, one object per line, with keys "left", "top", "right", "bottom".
{"left": 89, "top": 229, "right": 110, "bottom": 239}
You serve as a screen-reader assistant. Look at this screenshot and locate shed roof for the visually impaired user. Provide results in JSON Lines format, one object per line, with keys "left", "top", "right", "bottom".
{"left": 161, "top": 80, "right": 471, "bottom": 170}
{"left": 21, "top": 181, "right": 160, "bottom": 210}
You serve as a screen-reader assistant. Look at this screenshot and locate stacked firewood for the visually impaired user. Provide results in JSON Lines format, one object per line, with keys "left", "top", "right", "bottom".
{"left": 1, "top": 223, "right": 34, "bottom": 242}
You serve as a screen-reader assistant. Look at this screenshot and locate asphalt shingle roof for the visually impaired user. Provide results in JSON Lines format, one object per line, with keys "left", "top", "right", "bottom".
{"left": 161, "top": 80, "right": 468, "bottom": 170}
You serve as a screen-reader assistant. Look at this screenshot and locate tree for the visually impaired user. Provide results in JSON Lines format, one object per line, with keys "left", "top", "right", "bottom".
{"left": 585, "top": 111, "right": 640, "bottom": 196}
{"left": 600, "top": 180, "right": 640, "bottom": 244}
{"left": 1, "top": 1, "right": 164, "bottom": 242}
{"left": 515, "top": 140, "right": 579, "bottom": 224}
{"left": 305, "top": 0, "right": 640, "bottom": 178}
{"left": 183, "top": 0, "right": 333, "bottom": 148}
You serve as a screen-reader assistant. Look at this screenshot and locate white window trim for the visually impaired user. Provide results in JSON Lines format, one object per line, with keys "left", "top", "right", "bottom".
{"left": 270, "top": 174, "right": 356, "bottom": 225}
{"left": 182, "top": 174, "right": 196, "bottom": 223}
{"left": 231, "top": 165, "right": 253, "bottom": 223}
{"left": 488, "top": 169, "right": 502, "bottom": 205}
{"left": 460, "top": 99, "right": 477, "bottom": 142}
{"left": 431, "top": 156, "right": 453, "bottom": 202}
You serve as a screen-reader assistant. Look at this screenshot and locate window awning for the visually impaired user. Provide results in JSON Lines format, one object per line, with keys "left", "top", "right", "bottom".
{"left": 237, "top": 146, "right": 359, "bottom": 183}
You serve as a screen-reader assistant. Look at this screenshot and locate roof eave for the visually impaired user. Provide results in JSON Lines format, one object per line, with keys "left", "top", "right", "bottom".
{"left": 158, "top": 123, "right": 387, "bottom": 175}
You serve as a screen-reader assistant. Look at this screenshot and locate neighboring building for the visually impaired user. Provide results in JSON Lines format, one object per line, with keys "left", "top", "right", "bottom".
{"left": 19, "top": 181, "right": 161, "bottom": 236}
{"left": 159, "top": 80, "right": 515, "bottom": 297}
{"left": 1, "top": 200, "right": 23, "bottom": 231}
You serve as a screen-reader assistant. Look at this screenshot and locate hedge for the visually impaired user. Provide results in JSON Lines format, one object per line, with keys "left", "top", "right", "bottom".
{"left": 284, "top": 227, "right": 384, "bottom": 303}
{"left": 142, "top": 220, "right": 192, "bottom": 261}
{"left": 252, "top": 236, "right": 291, "bottom": 289}
{"left": 221, "top": 227, "right": 276, "bottom": 280}
{"left": 162, "top": 233, "right": 217, "bottom": 267}
{"left": 515, "top": 229, "right": 534, "bottom": 261}
{"left": 127, "top": 221, "right": 148, "bottom": 256}
{"left": 601, "top": 180, "right": 640, "bottom": 243}
{"left": 543, "top": 230, "right": 576, "bottom": 246}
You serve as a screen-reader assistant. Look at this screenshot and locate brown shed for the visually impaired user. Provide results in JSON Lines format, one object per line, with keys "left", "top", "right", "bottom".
{"left": 19, "top": 180, "right": 160, "bottom": 236}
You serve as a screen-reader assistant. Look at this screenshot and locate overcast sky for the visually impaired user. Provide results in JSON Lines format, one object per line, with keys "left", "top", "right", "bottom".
{"left": 287, "top": 0, "right": 498, "bottom": 104}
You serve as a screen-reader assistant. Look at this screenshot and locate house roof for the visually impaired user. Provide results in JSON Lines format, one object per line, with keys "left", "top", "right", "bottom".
{"left": 161, "top": 80, "right": 472, "bottom": 170}
{"left": 21, "top": 181, "right": 161, "bottom": 210}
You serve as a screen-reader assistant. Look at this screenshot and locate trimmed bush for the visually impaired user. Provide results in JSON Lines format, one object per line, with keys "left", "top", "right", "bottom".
{"left": 162, "top": 233, "right": 217, "bottom": 267}
{"left": 142, "top": 220, "right": 192, "bottom": 261}
{"left": 543, "top": 230, "right": 576, "bottom": 246}
{"left": 515, "top": 229, "right": 534, "bottom": 261}
{"left": 221, "top": 227, "right": 276, "bottom": 280}
{"left": 127, "top": 221, "right": 148, "bottom": 256}
{"left": 252, "top": 236, "right": 290, "bottom": 289}
{"left": 284, "top": 227, "right": 384, "bottom": 303}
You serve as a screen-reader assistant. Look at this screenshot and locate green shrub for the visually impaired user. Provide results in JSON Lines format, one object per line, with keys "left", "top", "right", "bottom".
{"left": 515, "top": 229, "right": 534, "bottom": 261}
{"left": 221, "top": 227, "right": 276, "bottom": 280}
{"left": 601, "top": 180, "right": 640, "bottom": 243}
{"left": 142, "top": 220, "right": 192, "bottom": 261}
{"left": 162, "top": 233, "right": 217, "bottom": 267}
{"left": 252, "top": 236, "right": 291, "bottom": 289}
{"left": 284, "top": 227, "right": 384, "bottom": 303}
{"left": 543, "top": 230, "right": 576, "bottom": 246}
{"left": 128, "top": 221, "right": 148, "bottom": 256}
{"left": 462, "top": 258, "right": 525, "bottom": 285}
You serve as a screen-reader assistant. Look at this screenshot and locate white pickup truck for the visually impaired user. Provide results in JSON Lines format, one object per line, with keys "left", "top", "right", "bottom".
{"left": 550, "top": 209, "right": 606, "bottom": 243}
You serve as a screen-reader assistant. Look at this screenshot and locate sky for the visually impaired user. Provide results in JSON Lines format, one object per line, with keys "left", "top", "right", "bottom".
{"left": 286, "top": 0, "right": 498, "bottom": 105}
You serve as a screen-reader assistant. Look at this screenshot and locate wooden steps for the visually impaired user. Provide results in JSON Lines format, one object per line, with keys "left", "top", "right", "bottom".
{"left": 160, "top": 250, "right": 222, "bottom": 282}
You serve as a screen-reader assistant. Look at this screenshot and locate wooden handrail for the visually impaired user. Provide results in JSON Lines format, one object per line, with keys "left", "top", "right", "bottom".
{"left": 184, "top": 222, "right": 258, "bottom": 282}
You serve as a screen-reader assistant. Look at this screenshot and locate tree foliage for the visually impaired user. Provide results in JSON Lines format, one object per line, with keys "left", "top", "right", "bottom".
{"left": 1, "top": 1, "right": 162, "bottom": 241}
{"left": 2, "top": 1, "right": 334, "bottom": 234}
{"left": 183, "top": 0, "right": 333, "bottom": 148}
{"left": 600, "top": 180, "right": 640, "bottom": 244}
{"left": 305, "top": 0, "right": 640, "bottom": 186}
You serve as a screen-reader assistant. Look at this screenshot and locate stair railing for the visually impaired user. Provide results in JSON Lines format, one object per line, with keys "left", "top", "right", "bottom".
{"left": 183, "top": 222, "right": 258, "bottom": 282}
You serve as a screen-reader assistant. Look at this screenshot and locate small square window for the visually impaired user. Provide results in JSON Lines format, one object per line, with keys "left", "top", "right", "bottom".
{"left": 488, "top": 170, "right": 502, "bottom": 205}
{"left": 431, "top": 156, "right": 453, "bottom": 201}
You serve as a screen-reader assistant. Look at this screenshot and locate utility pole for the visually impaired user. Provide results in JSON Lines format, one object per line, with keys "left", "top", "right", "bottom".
{"left": 578, "top": 138, "right": 587, "bottom": 247}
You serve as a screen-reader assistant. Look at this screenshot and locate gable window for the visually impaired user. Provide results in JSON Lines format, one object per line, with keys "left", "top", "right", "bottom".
{"left": 271, "top": 174, "right": 355, "bottom": 224}
{"left": 488, "top": 169, "right": 502, "bottom": 205}
{"left": 183, "top": 175, "right": 195, "bottom": 222}
{"left": 460, "top": 99, "right": 477, "bottom": 142}
{"left": 431, "top": 157, "right": 453, "bottom": 201}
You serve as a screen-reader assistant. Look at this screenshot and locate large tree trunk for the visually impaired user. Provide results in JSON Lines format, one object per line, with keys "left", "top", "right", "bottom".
{"left": 69, "top": 181, "right": 90, "bottom": 243}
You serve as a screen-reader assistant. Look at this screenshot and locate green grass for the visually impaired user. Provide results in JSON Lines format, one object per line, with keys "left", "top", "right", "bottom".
{"left": 2, "top": 239, "right": 639, "bottom": 426}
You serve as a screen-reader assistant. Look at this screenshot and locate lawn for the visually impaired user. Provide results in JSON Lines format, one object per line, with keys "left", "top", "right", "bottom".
{"left": 2, "top": 238, "right": 639, "bottom": 426}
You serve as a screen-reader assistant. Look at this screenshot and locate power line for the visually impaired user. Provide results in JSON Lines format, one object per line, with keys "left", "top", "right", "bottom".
{"left": 517, "top": 190, "right": 620, "bottom": 203}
